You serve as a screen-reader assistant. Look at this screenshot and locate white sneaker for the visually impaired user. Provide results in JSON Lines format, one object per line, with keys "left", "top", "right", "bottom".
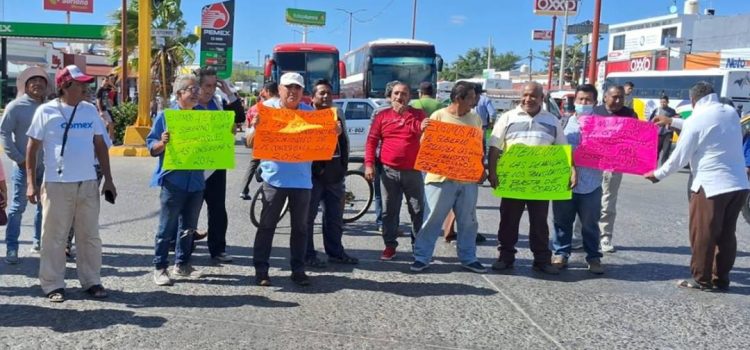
{"left": 600, "top": 238, "right": 616, "bottom": 253}
{"left": 153, "top": 268, "right": 173, "bottom": 286}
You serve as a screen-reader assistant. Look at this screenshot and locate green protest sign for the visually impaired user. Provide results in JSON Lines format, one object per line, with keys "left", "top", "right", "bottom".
{"left": 163, "top": 110, "right": 235, "bottom": 170}
{"left": 493, "top": 144, "right": 572, "bottom": 200}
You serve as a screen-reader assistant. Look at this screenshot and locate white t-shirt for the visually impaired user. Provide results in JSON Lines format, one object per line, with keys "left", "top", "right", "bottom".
{"left": 27, "top": 99, "right": 106, "bottom": 183}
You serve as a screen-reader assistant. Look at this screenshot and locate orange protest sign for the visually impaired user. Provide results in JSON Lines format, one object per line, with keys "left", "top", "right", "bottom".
{"left": 253, "top": 103, "right": 338, "bottom": 162}
{"left": 414, "top": 120, "right": 485, "bottom": 182}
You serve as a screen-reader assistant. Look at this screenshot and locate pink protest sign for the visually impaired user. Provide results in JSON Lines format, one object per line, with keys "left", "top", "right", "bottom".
{"left": 573, "top": 116, "right": 658, "bottom": 175}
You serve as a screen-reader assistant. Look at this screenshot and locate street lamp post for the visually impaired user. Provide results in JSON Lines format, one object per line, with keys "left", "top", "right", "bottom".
{"left": 336, "top": 8, "right": 365, "bottom": 51}
{"left": 120, "top": 0, "right": 128, "bottom": 103}
{"left": 411, "top": 0, "right": 417, "bottom": 39}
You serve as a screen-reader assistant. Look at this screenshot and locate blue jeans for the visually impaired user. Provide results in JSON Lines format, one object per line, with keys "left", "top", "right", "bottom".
{"left": 306, "top": 179, "right": 345, "bottom": 260}
{"left": 153, "top": 181, "right": 203, "bottom": 269}
{"left": 552, "top": 187, "right": 604, "bottom": 262}
{"left": 413, "top": 181, "right": 479, "bottom": 265}
{"left": 373, "top": 162, "right": 383, "bottom": 227}
{"left": 5, "top": 164, "right": 43, "bottom": 251}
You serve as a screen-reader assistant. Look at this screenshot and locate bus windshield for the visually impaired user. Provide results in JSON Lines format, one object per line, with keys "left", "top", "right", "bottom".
{"left": 368, "top": 46, "right": 436, "bottom": 97}
{"left": 275, "top": 51, "right": 338, "bottom": 95}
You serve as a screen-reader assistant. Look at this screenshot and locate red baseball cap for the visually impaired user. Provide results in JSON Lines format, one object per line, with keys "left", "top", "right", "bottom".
{"left": 55, "top": 65, "right": 95, "bottom": 87}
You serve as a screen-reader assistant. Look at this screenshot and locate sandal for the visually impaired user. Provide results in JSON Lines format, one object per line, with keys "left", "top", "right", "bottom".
{"left": 46, "top": 288, "right": 65, "bottom": 303}
{"left": 328, "top": 254, "right": 359, "bottom": 265}
{"left": 86, "top": 284, "right": 109, "bottom": 298}
{"left": 677, "top": 279, "right": 715, "bottom": 292}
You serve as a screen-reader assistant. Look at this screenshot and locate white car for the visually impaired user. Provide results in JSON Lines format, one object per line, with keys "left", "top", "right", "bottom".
{"left": 333, "top": 98, "right": 385, "bottom": 156}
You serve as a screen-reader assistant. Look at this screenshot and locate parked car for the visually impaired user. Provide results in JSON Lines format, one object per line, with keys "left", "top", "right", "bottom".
{"left": 333, "top": 98, "right": 385, "bottom": 156}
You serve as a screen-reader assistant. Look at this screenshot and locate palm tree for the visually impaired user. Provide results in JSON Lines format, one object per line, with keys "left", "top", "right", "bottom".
{"left": 105, "top": 0, "right": 199, "bottom": 100}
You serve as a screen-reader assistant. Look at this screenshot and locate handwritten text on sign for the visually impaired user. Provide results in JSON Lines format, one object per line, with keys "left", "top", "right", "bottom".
{"left": 494, "top": 144, "right": 572, "bottom": 200}
{"left": 414, "top": 120, "right": 484, "bottom": 182}
{"left": 574, "top": 116, "right": 657, "bottom": 175}
{"left": 253, "top": 104, "right": 338, "bottom": 162}
{"left": 163, "top": 110, "right": 235, "bottom": 170}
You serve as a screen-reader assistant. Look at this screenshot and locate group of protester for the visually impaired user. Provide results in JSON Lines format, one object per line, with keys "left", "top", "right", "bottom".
{"left": 3, "top": 63, "right": 749, "bottom": 302}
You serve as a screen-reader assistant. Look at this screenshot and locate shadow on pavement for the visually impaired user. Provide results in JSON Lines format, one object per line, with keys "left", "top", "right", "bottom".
{"left": 618, "top": 245, "right": 750, "bottom": 258}
{"left": 273, "top": 274, "right": 498, "bottom": 297}
{"left": 0, "top": 304, "right": 167, "bottom": 332}
{"left": 115, "top": 290, "right": 300, "bottom": 309}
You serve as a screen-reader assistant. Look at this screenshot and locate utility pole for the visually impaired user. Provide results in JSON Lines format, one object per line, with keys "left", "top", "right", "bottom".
{"left": 528, "top": 49, "right": 533, "bottom": 81}
{"left": 588, "top": 0, "right": 602, "bottom": 84}
{"left": 337, "top": 8, "right": 365, "bottom": 51}
{"left": 547, "top": 16, "right": 557, "bottom": 91}
{"left": 120, "top": 0, "right": 128, "bottom": 103}
{"left": 558, "top": 2, "right": 571, "bottom": 89}
{"left": 487, "top": 36, "right": 492, "bottom": 70}
{"left": 411, "top": 0, "right": 417, "bottom": 39}
{"left": 257, "top": 49, "right": 260, "bottom": 67}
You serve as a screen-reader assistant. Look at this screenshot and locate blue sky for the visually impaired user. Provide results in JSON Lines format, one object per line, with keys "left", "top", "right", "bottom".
{"left": 2, "top": 0, "right": 750, "bottom": 66}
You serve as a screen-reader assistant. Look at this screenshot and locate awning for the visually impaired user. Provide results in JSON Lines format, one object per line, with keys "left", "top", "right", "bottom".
{"left": 86, "top": 65, "right": 114, "bottom": 76}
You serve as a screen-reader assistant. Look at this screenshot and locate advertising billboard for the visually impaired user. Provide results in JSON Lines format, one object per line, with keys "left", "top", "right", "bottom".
{"left": 200, "top": 0, "right": 235, "bottom": 79}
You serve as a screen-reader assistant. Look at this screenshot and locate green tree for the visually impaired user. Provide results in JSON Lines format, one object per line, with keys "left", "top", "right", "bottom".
{"left": 538, "top": 34, "right": 590, "bottom": 86}
{"left": 105, "top": 0, "right": 199, "bottom": 100}
{"left": 440, "top": 48, "right": 521, "bottom": 80}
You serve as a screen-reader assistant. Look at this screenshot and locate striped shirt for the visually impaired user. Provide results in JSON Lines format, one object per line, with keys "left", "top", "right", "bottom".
{"left": 488, "top": 106, "right": 567, "bottom": 151}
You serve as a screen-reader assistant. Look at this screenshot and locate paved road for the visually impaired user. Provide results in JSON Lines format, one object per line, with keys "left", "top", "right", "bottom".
{"left": 2, "top": 144, "right": 749, "bottom": 349}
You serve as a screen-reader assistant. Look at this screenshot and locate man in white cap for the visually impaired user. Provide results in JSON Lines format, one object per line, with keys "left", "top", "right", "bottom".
{"left": 1, "top": 66, "right": 47, "bottom": 264}
{"left": 26, "top": 65, "right": 117, "bottom": 302}
{"left": 246, "top": 72, "right": 317, "bottom": 287}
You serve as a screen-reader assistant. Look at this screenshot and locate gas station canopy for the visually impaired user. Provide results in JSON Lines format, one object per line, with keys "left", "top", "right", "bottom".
{"left": 0, "top": 21, "right": 109, "bottom": 43}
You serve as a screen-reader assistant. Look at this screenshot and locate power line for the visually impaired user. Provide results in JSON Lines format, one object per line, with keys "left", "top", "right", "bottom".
{"left": 356, "top": 0, "right": 395, "bottom": 23}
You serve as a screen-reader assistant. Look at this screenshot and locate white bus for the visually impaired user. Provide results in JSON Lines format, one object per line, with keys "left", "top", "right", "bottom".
{"left": 341, "top": 39, "right": 443, "bottom": 99}
{"left": 604, "top": 69, "right": 750, "bottom": 120}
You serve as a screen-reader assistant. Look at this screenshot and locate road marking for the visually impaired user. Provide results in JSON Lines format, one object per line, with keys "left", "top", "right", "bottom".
{"left": 481, "top": 275, "right": 567, "bottom": 350}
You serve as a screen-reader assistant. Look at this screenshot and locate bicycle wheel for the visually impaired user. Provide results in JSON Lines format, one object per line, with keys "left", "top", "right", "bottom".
{"left": 250, "top": 186, "right": 290, "bottom": 228}
{"left": 342, "top": 170, "right": 373, "bottom": 223}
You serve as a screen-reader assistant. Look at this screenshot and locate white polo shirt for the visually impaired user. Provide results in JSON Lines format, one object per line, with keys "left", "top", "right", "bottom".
{"left": 654, "top": 93, "right": 749, "bottom": 197}
{"left": 27, "top": 99, "right": 106, "bottom": 183}
{"left": 488, "top": 106, "right": 567, "bottom": 150}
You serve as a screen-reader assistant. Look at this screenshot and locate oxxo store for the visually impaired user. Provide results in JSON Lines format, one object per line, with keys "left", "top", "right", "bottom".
{"left": 605, "top": 13, "right": 692, "bottom": 75}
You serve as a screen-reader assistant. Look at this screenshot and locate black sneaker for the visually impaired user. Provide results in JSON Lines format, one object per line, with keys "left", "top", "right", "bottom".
{"left": 410, "top": 261, "right": 429, "bottom": 272}
{"left": 291, "top": 272, "right": 310, "bottom": 286}
{"left": 305, "top": 256, "right": 327, "bottom": 268}
{"left": 475, "top": 234, "right": 487, "bottom": 243}
{"left": 461, "top": 261, "right": 487, "bottom": 273}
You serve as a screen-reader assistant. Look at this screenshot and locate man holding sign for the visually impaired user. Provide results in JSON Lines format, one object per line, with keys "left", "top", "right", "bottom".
{"left": 645, "top": 82, "right": 749, "bottom": 292}
{"left": 411, "top": 81, "right": 487, "bottom": 273}
{"left": 147, "top": 75, "right": 205, "bottom": 286}
{"left": 487, "top": 82, "right": 571, "bottom": 275}
{"left": 246, "top": 72, "right": 339, "bottom": 286}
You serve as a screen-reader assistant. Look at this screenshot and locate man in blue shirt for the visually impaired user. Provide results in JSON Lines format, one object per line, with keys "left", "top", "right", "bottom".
{"left": 473, "top": 84, "right": 496, "bottom": 154}
{"left": 245, "top": 72, "right": 319, "bottom": 287}
{"left": 147, "top": 75, "right": 205, "bottom": 286}
{"left": 551, "top": 84, "right": 605, "bottom": 274}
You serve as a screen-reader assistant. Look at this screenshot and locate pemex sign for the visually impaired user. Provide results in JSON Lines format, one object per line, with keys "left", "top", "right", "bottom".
{"left": 200, "top": 0, "right": 235, "bottom": 79}
{"left": 533, "top": 0, "right": 578, "bottom": 16}
{"left": 44, "top": 0, "right": 94, "bottom": 13}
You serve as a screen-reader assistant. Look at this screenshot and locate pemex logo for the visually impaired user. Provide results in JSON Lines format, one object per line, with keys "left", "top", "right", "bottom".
{"left": 202, "top": 3, "right": 230, "bottom": 30}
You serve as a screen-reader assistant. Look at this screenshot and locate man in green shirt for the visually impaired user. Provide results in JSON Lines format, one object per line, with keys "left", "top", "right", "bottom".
{"left": 410, "top": 82, "right": 445, "bottom": 118}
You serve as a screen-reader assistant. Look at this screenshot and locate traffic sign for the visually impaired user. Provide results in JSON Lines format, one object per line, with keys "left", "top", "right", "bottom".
{"left": 285, "top": 8, "right": 326, "bottom": 27}
{"left": 665, "top": 37, "right": 686, "bottom": 47}
{"left": 532, "top": 30, "right": 553, "bottom": 41}
{"left": 152, "top": 29, "right": 177, "bottom": 37}
{"left": 566, "top": 20, "right": 609, "bottom": 35}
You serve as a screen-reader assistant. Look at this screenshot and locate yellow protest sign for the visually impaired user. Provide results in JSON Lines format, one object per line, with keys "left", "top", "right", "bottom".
{"left": 414, "top": 120, "right": 485, "bottom": 182}
{"left": 163, "top": 110, "right": 235, "bottom": 170}
{"left": 493, "top": 144, "right": 572, "bottom": 200}
{"left": 253, "top": 103, "right": 338, "bottom": 161}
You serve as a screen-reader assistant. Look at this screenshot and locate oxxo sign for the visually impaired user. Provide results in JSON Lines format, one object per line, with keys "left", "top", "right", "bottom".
{"left": 629, "top": 57, "right": 653, "bottom": 72}
{"left": 534, "top": 0, "right": 578, "bottom": 16}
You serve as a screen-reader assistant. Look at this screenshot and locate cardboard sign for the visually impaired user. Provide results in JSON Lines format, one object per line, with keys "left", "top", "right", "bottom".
{"left": 163, "top": 110, "right": 235, "bottom": 170}
{"left": 414, "top": 120, "right": 484, "bottom": 182}
{"left": 574, "top": 116, "right": 658, "bottom": 175}
{"left": 494, "top": 144, "right": 572, "bottom": 200}
{"left": 253, "top": 104, "right": 338, "bottom": 162}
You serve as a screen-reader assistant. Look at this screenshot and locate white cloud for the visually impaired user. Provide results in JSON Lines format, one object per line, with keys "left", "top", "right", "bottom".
{"left": 450, "top": 15, "right": 467, "bottom": 25}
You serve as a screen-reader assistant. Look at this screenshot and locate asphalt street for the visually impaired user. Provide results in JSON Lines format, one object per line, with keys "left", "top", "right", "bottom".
{"left": 1, "top": 143, "right": 749, "bottom": 349}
